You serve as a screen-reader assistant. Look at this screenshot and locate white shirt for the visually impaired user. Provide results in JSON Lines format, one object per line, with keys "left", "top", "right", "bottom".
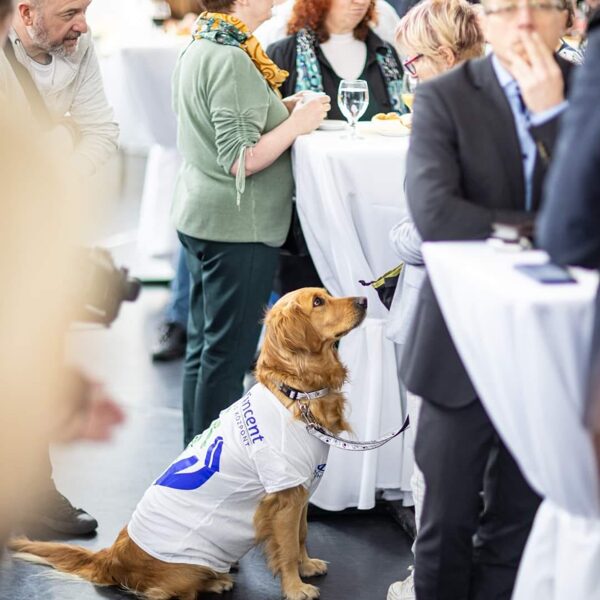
{"left": 321, "top": 33, "right": 366, "bottom": 80}
{"left": 127, "top": 384, "right": 329, "bottom": 572}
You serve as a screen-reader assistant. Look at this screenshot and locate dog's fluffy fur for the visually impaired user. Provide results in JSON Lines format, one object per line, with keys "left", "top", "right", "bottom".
{"left": 9, "top": 288, "right": 366, "bottom": 600}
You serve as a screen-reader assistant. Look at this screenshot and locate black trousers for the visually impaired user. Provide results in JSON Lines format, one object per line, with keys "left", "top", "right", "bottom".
{"left": 178, "top": 233, "right": 279, "bottom": 446}
{"left": 414, "top": 398, "right": 541, "bottom": 600}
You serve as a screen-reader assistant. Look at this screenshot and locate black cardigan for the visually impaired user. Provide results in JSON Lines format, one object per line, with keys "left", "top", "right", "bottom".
{"left": 267, "top": 30, "right": 403, "bottom": 121}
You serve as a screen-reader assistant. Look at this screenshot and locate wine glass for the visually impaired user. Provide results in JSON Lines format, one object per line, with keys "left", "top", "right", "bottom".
{"left": 337, "top": 80, "right": 369, "bottom": 139}
{"left": 401, "top": 73, "right": 418, "bottom": 113}
{"left": 150, "top": 0, "right": 171, "bottom": 27}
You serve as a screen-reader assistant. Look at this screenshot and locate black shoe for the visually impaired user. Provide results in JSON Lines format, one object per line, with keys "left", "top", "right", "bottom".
{"left": 151, "top": 321, "right": 187, "bottom": 362}
{"left": 25, "top": 489, "right": 98, "bottom": 536}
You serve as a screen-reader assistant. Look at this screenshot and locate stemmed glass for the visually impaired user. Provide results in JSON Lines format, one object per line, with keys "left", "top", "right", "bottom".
{"left": 401, "top": 73, "right": 418, "bottom": 113}
{"left": 337, "top": 79, "right": 369, "bottom": 139}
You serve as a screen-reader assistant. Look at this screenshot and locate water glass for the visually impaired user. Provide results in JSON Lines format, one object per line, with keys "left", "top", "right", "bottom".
{"left": 337, "top": 80, "right": 369, "bottom": 139}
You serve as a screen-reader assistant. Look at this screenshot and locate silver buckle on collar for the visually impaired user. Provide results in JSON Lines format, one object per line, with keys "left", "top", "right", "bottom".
{"left": 278, "top": 383, "right": 330, "bottom": 402}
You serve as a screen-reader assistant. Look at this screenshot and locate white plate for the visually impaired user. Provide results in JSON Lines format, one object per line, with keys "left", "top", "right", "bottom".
{"left": 371, "top": 121, "right": 411, "bottom": 137}
{"left": 318, "top": 120, "right": 347, "bottom": 131}
{"left": 376, "top": 128, "right": 411, "bottom": 137}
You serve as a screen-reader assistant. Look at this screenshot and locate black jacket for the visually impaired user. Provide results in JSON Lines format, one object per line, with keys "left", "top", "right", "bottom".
{"left": 537, "top": 11, "right": 600, "bottom": 430}
{"left": 399, "top": 54, "right": 573, "bottom": 408}
{"left": 266, "top": 30, "right": 403, "bottom": 121}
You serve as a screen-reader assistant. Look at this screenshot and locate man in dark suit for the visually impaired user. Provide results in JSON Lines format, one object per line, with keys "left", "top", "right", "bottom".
{"left": 399, "top": 1, "right": 573, "bottom": 598}
{"left": 537, "top": 9, "right": 600, "bottom": 466}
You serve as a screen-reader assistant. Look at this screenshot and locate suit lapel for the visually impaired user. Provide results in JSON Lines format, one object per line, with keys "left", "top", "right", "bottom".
{"left": 467, "top": 56, "right": 526, "bottom": 210}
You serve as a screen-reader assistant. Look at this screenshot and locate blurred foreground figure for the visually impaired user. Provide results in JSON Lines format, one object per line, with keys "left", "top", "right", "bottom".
{"left": 537, "top": 8, "right": 600, "bottom": 471}
{"left": 0, "top": 105, "right": 124, "bottom": 549}
{"left": 1, "top": 0, "right": 122, "bottom": 535}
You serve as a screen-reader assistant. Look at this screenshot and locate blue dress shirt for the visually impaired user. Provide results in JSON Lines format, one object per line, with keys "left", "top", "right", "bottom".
{"left": 491, "top": 55, "right": 568, "bottom": 211}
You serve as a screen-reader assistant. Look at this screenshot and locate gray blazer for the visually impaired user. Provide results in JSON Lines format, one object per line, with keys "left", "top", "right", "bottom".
{"left": 399, "top": 54, "right": 572, "bottom": 409}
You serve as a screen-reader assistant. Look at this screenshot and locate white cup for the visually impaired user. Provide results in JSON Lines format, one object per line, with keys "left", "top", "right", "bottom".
{"left": 299, "top": 90, "right": 327, "bottom": 106}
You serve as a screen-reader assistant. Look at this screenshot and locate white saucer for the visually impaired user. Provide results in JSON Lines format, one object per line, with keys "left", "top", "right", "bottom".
{"left": 318, "top": 120, "right": 347, "bottom": 131}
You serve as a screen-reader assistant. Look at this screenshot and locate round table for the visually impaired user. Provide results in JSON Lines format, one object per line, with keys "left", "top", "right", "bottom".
{"left": 293, "top": 124, "right": 414, "bottom": 509}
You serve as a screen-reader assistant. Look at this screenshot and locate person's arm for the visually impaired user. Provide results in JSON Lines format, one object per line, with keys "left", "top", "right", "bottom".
{"left": 230, "top": 98, "right": 328, "bottom": 177}
{"left": 68, "top": 37, "right": 119, "bottom": 175}
{"left": 508, "top": 31, "right": 570, "bottom": 168}
{"left": 537, "top": 25, "right": 600, "bottom": 268}
{"left": 389, "top": 217, "right": 424, "bottom": 265}
{"left": 203, "top": 48, "right": 328, "bottom": 180}
{"left": 406, "top": 81, "right": 530, "bottom": 242}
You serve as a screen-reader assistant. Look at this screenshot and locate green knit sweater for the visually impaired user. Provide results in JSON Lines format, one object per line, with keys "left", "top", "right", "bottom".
{"left": 171, "top": 38, "right": 293, "bottom": 245}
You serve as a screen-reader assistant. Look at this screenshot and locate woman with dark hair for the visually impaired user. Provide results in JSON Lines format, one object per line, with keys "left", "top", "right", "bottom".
{"left": 266, "top": 0, "right": 404, "bottom": 121}
{"left": 172, "top": 0, "right": 330, "bottom": 444}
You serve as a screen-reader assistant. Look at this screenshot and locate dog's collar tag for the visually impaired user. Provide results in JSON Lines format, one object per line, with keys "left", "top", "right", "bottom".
{"left": 298, "top": 401, "right": 410, "bottom": 452}
{"left": 278, "top": 383, "right": 330, "bottom": 402}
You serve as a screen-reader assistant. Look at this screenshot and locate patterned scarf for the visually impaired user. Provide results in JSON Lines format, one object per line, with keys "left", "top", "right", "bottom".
{"left": 294, "top": 28, "right": 405, "bottom": 114}
{"left": 193, "top": 12, "right": 289, "bottom": 95}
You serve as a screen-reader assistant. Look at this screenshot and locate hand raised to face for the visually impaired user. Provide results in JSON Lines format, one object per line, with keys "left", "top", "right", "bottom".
{"left": 507, "top": 30, "right": 565, "bottom": 114}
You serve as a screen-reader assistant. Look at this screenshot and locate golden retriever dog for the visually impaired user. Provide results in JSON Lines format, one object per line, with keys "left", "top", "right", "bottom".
{"left": 10, "top": 288, "right": 367, "bottom": 600}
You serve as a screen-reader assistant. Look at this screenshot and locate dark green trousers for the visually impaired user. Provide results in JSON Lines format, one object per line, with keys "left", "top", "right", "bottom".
{"left": 178, "top": 232, "right": 278, "bottom": 446}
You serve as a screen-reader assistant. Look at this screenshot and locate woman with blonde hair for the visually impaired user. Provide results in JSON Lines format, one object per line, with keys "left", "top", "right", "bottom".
{"left": 386, "top": 2, "right": 484, "bottom": 599}
{"left": 395, "top": 0, "right": 485, "bottom": 82}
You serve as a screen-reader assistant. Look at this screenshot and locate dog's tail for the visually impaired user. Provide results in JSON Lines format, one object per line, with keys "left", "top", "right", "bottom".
{"left": 8, "top": 537, "right": 114, "bottom": 585}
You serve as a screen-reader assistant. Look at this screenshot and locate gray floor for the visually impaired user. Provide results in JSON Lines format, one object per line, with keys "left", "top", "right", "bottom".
{"left": 0, "top": 153, "right": 413, "bottom": 600}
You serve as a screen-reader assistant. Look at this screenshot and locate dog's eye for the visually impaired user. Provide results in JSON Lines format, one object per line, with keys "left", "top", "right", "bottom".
{"left": 313, "top": 296, "right": 324, "bottom": 308}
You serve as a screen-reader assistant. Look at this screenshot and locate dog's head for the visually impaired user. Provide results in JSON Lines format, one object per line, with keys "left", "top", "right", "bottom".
{"left": 264, "top": 288, "right": 366, "bottom": 353}
{"left": 256, "top": 288, "right": 367, "bottom": 390}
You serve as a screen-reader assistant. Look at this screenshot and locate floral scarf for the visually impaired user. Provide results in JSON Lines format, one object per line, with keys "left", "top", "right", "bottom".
{"left": 193, "top": 12, "right": 289, "bottom": 96}
{"left": 294, "top": 28, "right": 405, "bottom": 114}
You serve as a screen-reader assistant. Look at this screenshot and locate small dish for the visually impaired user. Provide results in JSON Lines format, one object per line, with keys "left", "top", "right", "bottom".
{"left": 371, "top": 120, "right": 410, "bottom": 137}
{"left": 318, "top": 120, "right": 347, "bottom": 131}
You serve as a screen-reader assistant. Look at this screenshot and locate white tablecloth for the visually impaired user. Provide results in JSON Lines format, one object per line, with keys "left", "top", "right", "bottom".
{"left": 293, "top": 126, "right": 414, "bottom": 509}
{"left": 422, "top": 241, "right": 600, "bottom": 599}
{"left": 98, "top": 34, "right": 186, "bottom": 260}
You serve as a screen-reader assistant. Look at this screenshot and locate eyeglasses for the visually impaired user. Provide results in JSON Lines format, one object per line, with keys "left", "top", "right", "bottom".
{"left": 403, "top": 54, "right": 423, "bottom": 76}
{"left": 483, "top": 0, "right": 565, "bottom": 15}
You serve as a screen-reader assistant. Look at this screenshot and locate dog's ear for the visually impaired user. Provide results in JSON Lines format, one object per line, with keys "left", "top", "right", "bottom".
{"left": 264, "top": 303, "right": 322, "bottom": 355}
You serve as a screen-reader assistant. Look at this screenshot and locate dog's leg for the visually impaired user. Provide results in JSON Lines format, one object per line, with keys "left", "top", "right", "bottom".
{"left": 255, "top": 486, "right": 319, "bottom": 600}
{"left": 203, "top": 573, "right": 234, "bottom": 594}
{"left": 298, "top": 503, "right": 328, "bottom": 578}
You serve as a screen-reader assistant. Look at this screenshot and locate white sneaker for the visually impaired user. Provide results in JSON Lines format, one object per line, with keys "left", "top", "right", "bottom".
{"left": 387, "top": 571, "right": 415, "bottom": 600}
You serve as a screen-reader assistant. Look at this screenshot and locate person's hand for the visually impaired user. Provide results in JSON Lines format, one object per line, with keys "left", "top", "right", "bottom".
{"left": 507, "top": 31, "right": 564, "bottom": 114}
{"left": 282, "top": 91, "right": 310, "bottom": 114}
{"left": 56, "top": 374, "right": 125, "bottom": 443}
{"left": 290, "top": 95, "right": 331, "bottom": 135}
{"left": 76, "top": 382, "right": 126, "bottom": 442}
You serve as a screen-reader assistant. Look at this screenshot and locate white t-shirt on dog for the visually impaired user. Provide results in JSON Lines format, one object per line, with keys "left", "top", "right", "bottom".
{"left": 127, "top": 384, "right": 329, "bottom": 572}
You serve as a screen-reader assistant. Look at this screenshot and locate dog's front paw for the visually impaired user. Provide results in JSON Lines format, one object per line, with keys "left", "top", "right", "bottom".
{"left": 205, "top": 575, "right": 234, "bottom": 594}
{"left": 283, "top": 582, "right": 320, "bottom": 600}
{"left": 214, "top": 579, "right": 234, "bottom": 593}
{"left": 300, "top": 558, "right": 328, "bottom": 577}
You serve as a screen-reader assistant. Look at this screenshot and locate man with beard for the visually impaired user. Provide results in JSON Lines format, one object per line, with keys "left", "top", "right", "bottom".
{"left": 1, "top": 0, "right": 118, "bottom": 536}
{"left": 3, "top": 0, "right": 118, "bottom": 176}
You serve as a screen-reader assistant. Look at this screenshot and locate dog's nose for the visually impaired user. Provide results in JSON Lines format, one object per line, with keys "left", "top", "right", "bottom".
{"left": 354, "top": 297, "right": 368, "bottom": 310}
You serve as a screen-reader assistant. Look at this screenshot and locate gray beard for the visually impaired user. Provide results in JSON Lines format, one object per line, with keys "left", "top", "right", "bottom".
{"left": 26, "top": 20, "right": 79, "bottom": 58}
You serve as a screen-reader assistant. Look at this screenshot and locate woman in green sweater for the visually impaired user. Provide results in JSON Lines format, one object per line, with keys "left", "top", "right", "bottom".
{"left": 172, "top": 0, "right": 330, "bottom": 445}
